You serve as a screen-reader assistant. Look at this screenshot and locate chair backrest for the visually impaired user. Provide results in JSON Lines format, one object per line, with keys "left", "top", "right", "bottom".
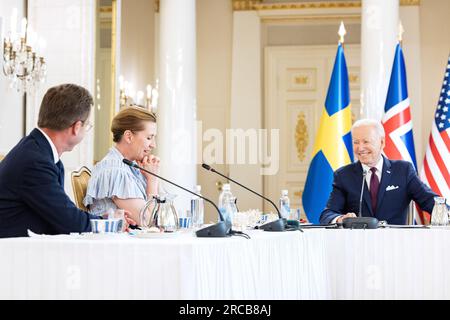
{"left": 71, "top": 166, "right": 92, "bottom": 211}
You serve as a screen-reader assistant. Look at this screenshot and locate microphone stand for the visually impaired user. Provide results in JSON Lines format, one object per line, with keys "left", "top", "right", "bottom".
{"left": 359, "top": 170, "right": 367, "bottom": 217}
{"left": 123, "top": 159, "right": 249, "bottom": 238}
{"left": 342, "top": 168, "right": 378, "bottom": 229}
{"left": 202, "top": 164, "right": 302, "bottom": 232}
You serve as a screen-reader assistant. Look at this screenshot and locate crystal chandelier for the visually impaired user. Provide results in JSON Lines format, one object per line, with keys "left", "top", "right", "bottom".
{"left": 2, "top": 10, "right": 47, "bottom": 93}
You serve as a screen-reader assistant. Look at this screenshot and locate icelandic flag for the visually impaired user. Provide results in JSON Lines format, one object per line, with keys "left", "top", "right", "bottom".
{"left": 382, "top": 44, "right": 418, "bottom": 168}
{"left": 302, "top": 44, "right": 354, "bottom": 224}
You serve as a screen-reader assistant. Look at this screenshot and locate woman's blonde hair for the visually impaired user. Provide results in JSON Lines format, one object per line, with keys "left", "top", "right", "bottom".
{"left": 111, "top": 106, "right": 157, "bottom": 143}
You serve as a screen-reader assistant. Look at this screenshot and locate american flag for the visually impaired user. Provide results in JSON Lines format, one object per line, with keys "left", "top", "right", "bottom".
{"left": 382, "top": 44, "right": 418, "bottom": 168}
{"left": 418, "top": 55, "right": 450, "bottom": 224}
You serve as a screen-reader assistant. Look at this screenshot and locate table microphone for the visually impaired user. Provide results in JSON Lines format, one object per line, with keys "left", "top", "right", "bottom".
{"left": 202, "top": 163, "right": 297, "bottom": 232}
{"left": 342, "top": 168, "right": 378, "bottom": 229}
{"left": 123, "top": 159, "right": 229, "bottom": 238}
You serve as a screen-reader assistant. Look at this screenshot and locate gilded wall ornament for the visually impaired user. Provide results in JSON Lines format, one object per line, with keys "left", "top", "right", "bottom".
{"left": 295, "top": 112, "right": 308, "bottom": 162}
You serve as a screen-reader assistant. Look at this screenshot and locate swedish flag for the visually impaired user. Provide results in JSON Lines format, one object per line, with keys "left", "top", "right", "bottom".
{"left": 302, "top": 44, "right": 354, "bottom": 224}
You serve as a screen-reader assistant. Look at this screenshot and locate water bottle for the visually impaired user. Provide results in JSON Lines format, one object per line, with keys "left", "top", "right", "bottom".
{"left": 279, "top": 190, "right": 290, "bottom": 219}
{"left": 218, "top": 184, "right": 235, "bottom": 229}
{"left": 191, "top": 185, "right": 204, "bottom": 228}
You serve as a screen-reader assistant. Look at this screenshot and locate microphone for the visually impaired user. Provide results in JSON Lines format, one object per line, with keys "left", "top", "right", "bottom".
{"left": 359, "top": 169, "right": 368, "bottom": 217}
{"left": 202, "top": 163, "right": 294, "bottom": 232}
{"left": 342, "top": 168, "right": 378, "bottom": 229}
{"left": 123, "top": 159, "right": 229, "bottom": 238}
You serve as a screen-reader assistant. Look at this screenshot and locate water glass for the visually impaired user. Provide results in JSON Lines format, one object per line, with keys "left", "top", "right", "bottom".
{"left": 179, "top": 217, "right": 192, "bottom": 229}
{"left": 114, "top": 209, "right": 126, "bottom": 232}
{"left": 431, "top": 197, "right": 449, "bottom": 226}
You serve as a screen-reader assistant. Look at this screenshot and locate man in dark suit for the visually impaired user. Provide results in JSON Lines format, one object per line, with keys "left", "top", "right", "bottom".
{"left": 0, "top": 84, "right": 99, "bottom": 238}
{"left": 320, "top": 119, "right": 438, "bottom": 225}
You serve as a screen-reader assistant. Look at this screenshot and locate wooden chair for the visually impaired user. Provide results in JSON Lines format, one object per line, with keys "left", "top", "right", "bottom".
{"left": 71, "top": 166, "right": 92, "bottom": 211}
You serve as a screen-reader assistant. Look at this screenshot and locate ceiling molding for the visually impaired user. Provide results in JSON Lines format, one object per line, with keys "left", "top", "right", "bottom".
{"left": 232, "top": 0, "right": 420, "bottom": 11}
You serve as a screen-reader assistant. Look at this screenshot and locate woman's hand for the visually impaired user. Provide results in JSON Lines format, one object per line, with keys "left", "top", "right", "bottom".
{"left": 137, "top": 155, "right": 160, "bottom": 196}
{"left": 137, "top": 155, "right": 160, "bottom": 180}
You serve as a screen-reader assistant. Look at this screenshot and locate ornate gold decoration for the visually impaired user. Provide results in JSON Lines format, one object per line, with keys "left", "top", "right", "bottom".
{"left": 99, "top": 6, "right": 112, "bottom": 14}
{"left": 233, "top": 0, "right": 419, "bottom": 11}
{"left": 295, "top": 76, "right": 309, "bottom": 85}
{"left": 294, "top": 191, "right": 303, "bottom": 199}
{"left": 400, "top": 0, "right": 420, "bottom": 6}
{"left": 254, "top": 1, "right": 361, "bottom": 11}
{"left": 216, "top": 180, "right": 224, "bottom": 192}
{"left": 0, "top": 154, "right": 4, "bottom": 162}
{"left": 232, "top": 0, "right": 263, "bottom": 11}
{"left": 295, "top": 112, "right": 308, "bottom": 162}
{"left": 349, "top": 73, "right": 358, "bottom": 84}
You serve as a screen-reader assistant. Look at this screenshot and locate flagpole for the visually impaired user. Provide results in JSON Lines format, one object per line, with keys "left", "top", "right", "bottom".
{"left": 302, "top": 22, "right": 353, "bottom": 224}
{"left": 398, "top": 20, "right": 404, "bottom": 47}
{"left": 338, "top": 21, "right": 346, "bottom": 48}
{"left": 399, "top": 20, "right": 415, "bottom": 225}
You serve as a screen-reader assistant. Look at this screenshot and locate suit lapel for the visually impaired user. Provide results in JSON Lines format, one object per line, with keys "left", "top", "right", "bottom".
{"left": 375, "top": 156, "right": 392, "bottom": 215}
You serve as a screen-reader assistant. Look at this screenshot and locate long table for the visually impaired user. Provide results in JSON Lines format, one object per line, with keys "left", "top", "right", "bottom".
{"left": 1, "top": 228, "right": 449, "bottom": 299}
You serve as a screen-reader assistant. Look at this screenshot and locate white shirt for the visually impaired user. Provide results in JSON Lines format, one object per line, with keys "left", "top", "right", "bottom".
{"left": 361, "top": 157, "right": 383, "bottom": 191}
{"left": 330, "top": 157, "right": 384, "bottom": 224}
{"left": 37, "top": 128, "right": 60, "bottom": 164}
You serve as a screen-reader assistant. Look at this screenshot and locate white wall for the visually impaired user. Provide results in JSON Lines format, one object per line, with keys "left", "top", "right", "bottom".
{"left": 0, "top": 1, "right": 26, "bottom": 157}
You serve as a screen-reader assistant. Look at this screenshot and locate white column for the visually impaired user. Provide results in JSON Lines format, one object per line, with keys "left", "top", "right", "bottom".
{"left": 229, "top": 11, "right": 262, "bottom": 211}
{"left": 158, "top": 0, "right": 196, "bottom": 213}
{"left": 361, "top": 0, "right": 399, "bottom": 120}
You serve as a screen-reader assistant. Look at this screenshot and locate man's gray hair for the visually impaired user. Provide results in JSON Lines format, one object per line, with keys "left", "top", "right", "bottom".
{"left": 351, "top": 119, "right": 385, "bottom": 138}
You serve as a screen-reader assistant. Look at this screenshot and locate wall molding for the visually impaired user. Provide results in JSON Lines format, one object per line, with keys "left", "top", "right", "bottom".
{"left": 233, "top": 0, "right": 420, "bottom": 11}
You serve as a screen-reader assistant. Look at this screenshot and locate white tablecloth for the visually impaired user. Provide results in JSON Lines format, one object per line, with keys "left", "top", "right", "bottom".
{"left": 2, "top": 227, "right": 450, "bottom": 300}
{"left": 323, "top": 228, "right": 450, "bottom": 300}
{"left": 0, "top": 229, "right": 330, "bottom": 300}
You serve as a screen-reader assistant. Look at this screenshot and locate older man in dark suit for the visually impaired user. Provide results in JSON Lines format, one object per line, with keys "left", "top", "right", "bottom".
{"left": 320, "top": 119, "right": 438, "bottom": 225}
{"left": 0, "top": 84, "right": 99, "bottom": 237}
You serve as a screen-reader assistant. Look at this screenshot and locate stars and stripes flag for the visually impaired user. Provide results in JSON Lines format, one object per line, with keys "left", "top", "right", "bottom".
{"left": 418, "top": 55, "right": 450, "bottom": 224}
{"left": 382, "top": 44, "right": 418, "bottom": 169}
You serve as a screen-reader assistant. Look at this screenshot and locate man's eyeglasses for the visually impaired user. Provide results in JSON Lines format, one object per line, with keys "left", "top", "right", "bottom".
{"left": 83, "top": 120, "right": 93, "bottom": 132}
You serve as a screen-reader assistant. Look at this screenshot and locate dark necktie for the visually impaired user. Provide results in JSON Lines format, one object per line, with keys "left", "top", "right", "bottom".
{"left": 370, "top": 167, "right": 379, "bottom": 214}
{"left": 56, "top": 160, "right": 65, "bottom": 187}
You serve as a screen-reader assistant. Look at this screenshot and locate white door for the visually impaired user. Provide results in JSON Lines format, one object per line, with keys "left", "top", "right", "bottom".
{"left": 264, "top": 45, "right": 361, "bottom": 220}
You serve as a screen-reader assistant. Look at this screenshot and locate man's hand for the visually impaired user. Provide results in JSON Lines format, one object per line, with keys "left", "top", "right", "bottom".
{"left": 336, "top": 212, "right": 357, "bottom": 224}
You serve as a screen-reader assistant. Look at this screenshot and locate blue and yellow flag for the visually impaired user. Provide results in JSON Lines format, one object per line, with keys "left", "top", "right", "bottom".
{"left": 302, "top": 44, "right": 354, "bottom": 224}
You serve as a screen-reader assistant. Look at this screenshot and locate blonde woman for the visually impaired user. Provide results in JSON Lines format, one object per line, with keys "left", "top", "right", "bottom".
{"left": 84, "top": 106, "right": 160, "bottom": 224}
